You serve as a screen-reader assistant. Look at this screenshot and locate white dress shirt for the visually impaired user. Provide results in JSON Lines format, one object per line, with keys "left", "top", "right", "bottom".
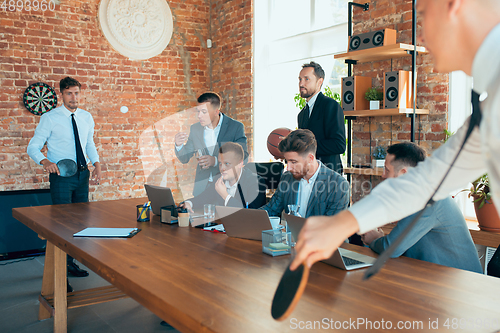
{"left": 350, "top": 23, "right": 500, "bottom": 234}
{"left": 297, "top": 161, "right": 321, "bottom": 217}
{"left": 27, "top": 105, "right": 100, "bottom": 166}
{"left": 224, "top": 169, "right": 243, "bottom": 206}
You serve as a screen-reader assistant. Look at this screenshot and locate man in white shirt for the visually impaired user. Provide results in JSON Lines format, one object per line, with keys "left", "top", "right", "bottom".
{"left": 174, "top": 92, "right": 248, "bottom": 196}
{"left": 180, "top": 142, "right": 266, "bottom": 212}
{"left": 291, "top": 0, "right": 500, "bottom": 271}
{"left": 260, "top": 129, "right": 349, "bottom": 219}
{"left": 27, "top": 77, "right": 101, "bottom": 283}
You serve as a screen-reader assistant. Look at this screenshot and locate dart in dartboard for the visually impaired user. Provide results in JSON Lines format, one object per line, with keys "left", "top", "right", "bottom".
{"left": 23, "top": 82, "right": 58, "bottom": 116}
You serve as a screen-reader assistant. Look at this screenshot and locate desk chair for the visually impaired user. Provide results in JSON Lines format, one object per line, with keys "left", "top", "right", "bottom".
{"left": 246, "top": 162, "right": 284, "bottom": 191}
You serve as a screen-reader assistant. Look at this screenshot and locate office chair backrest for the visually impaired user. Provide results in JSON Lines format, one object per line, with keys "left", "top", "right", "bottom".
{"left": 487, "top": 244, "right": 500, "bottom": 278}
{"left": 247, "top": 162, "right": 284, "bottom": 191}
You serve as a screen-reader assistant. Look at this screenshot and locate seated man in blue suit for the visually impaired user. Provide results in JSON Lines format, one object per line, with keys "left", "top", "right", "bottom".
{"left": 261, "top": 129, "right": 349, "bottom": 218}
{"left": 361, "top": 142, "right": 482, "bottom": 273}
{"left": 180, "top": 142, "right": 266, "bottom": 212}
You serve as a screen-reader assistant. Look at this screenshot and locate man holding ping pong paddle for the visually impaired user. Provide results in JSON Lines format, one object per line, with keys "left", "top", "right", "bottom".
{"left": 291, "top": 0, "right": 500, "bottom": 272}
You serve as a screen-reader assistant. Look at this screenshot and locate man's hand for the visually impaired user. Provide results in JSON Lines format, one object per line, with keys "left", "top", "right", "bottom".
{"left": 175, "top": 132, "right": 188, "bottom": 146}
{"left": 91, "top": 162, "right": 101, "bottom": 184}
{"left": 180, "top": 201, "right": 194, "bottom": 214}
{"left": 41, "top": 159, "right": 60, "bottom": 175}
{"left": 198, "top": 155, "right": 215, "bottom": 169}
{"left": 360, "top": 228, "right": 384, "bottom": 246}
{"left": 215, "top": 177, "right": 229, "bottom": 200}
{"left": 290, "top": 210, "right": 359, "bottom": 270}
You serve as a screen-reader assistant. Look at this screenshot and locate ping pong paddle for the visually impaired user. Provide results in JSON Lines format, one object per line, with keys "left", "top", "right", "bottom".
{"left": 57, "top": 159, "right": 77, "bottom": 177}
{"left": 271, "top": 262, "right": 310, "bottom": 321}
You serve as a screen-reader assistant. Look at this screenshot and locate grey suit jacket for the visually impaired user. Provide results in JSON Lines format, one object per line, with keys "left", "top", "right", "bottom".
{"left": 260, "top": 163, "right": 349, "bottom": 218}
{"left": 175, "top": 113, "right": 248, "bottom": 196}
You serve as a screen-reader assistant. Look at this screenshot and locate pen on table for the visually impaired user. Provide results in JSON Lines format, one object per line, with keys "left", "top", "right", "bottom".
{"left": 141, "top": 201, "right": 150, "bottom": 219}
{"left": 246, "top": 202, "right": 249, "bottom": 209}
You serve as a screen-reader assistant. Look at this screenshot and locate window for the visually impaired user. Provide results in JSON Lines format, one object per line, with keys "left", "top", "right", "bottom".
{"left": 254, "top": 0, "right": 349, "bottom": 162}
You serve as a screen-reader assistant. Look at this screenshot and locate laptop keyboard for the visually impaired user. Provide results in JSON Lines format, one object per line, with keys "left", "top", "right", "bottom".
{"left": 342, "top": 256, "right": 364, "bottom": 266}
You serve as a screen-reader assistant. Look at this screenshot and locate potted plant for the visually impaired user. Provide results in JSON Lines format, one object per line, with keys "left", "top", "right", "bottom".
{"left": 372, "top": 145, "right": 386, "bottom": 168}
{"left": 365, "top": 87, "right": 383, "bottom": 110}
{"left": 456, "top": 174, "right": 500, "bottom": 232}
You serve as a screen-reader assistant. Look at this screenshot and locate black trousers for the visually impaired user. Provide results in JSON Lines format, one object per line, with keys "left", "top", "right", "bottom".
{"left": 49, "top": 169, "right": 90, "bottom": 263}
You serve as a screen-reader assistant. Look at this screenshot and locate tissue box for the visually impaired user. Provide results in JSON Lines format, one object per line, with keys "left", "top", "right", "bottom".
{"left": 262, "top": 229, "right": 292, "bottom": 256}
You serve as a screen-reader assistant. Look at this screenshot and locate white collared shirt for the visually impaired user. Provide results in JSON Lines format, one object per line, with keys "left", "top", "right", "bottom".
{"left": 350, "top": 23, "right": 500, "bottom": 234}
{"left": 297, "top": 161, "right": 321, "bottom": 217}
{"left": 27, "top": 105, "right": 100, "bottom": 165}
{"left": 306, "top": 92, "right": 320, "bottom": 116}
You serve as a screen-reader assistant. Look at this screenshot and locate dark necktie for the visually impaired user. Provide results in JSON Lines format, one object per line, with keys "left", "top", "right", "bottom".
{"left": 470, "top": 90, "right": 482, "bottom": 131}
{"left": 71, "top": 114, "right": 86, "bottom": 168}
{"left": 303, "top": 104, "right": 310, "bottom": 128}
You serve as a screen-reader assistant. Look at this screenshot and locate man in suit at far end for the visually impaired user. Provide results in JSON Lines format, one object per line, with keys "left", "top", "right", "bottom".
{"left": 297, "top": 61, "right": 345, "bottom": 174}
{"left": 260, "top": 129, "right": 349, "bottom": 219}
{"left": 174, "top": 92, "right": 248, "bottom": 196}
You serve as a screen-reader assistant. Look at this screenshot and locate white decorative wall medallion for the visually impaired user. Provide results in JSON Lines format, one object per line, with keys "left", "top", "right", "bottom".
{"left": 98, "top": 0, "right": 174, "bottom": 60}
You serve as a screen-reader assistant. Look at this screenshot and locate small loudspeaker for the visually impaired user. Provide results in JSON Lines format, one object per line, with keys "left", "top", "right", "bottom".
{"left": 342, "top": 76, "right": 372, "bottom": 111}
{"left": 348, "top": 28, "right": 397, "bottom": 52}
{"left": 384, "top": 70, "right": 414, "bottom": 109}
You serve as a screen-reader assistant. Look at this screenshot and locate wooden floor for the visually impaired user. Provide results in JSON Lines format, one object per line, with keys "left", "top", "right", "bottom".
{"left": 0, "top": 255, "right": 179, "bottom": 333}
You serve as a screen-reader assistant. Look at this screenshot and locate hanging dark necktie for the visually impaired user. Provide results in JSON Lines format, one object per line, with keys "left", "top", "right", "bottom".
{"left": 365, "top": 90, "right": 483, "bottom": 279}
{"left": 303, "top": 104, "right": 310, "bottom": 128}
{"left": 71, "top": 113, "right": 86, "bottom": 169}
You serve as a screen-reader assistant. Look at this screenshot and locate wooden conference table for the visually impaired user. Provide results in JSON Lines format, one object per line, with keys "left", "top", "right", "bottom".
{"left": 13, "top": 198, "right": 500, "bottom": 333}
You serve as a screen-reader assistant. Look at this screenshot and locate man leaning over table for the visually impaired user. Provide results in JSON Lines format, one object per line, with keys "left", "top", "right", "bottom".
{"left": 260, "top": 129, "right": 349, "bottom": 219}
{"left": 291, "top": 0, "right": 500, "bottom": 271}
{"left": 27, "top": 77, "right": 102, "bottom": 291}
{"left": 361, "top": 142, "right": 482, "bottom": 273}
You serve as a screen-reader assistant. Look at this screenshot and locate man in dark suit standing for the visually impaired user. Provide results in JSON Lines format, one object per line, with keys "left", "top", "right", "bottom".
{"left": 174, "top": 92, "right": 248, "bottom": 196}
{"left": 297, "top": 61, "right": 345, "bottom": 174}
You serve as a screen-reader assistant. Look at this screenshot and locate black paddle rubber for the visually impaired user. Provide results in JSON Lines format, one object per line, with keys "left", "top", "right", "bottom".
{"left": 57, "top": 159, "right": 77, "bottom": 177}
{"left": 271, "top": 262, "right": 310, "bottom": 321}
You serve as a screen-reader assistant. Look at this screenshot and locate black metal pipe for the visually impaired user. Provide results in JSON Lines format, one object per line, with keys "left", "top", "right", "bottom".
{"left": 411, "top": 0, "right": 417, "bottom": 142}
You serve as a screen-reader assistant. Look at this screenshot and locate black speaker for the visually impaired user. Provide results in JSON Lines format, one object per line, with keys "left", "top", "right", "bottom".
{"left": 348, "top": 28, "right": 397, "bottom": 52}
{"left": 384, "top": 70, "right": 414, "bottom": 109}
{"left": 342, "top": 76, "right": 371, "bottom": 111}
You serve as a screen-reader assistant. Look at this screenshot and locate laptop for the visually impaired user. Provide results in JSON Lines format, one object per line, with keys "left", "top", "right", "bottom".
{"left": 144, "top": 184, "right": 176, "bottom": 216}
{"left": 284, "top": 213, "right": 375, "bottom": 270}
{"left": 215, "top": 206, "right": 274, "bottom": 241}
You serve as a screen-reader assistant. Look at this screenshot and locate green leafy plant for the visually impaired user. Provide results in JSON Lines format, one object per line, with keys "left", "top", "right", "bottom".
{"left": 455, "top": 174, "right": 491, "bottom": 209}
{"left": 372, "top": 146, "right": 387, "bottom": 160}
{"left": 364, "top": 87, "right": 383, "bottom": 101}
{"left": 443, "top": 129, "right": 455, "bottom": 143}
{"left": 294, "top": 86, "right": 341, "bottom": 109}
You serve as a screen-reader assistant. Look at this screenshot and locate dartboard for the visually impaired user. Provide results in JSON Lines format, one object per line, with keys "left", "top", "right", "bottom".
{"left": 23, "top": 82, "right": 58, "bottom": 116}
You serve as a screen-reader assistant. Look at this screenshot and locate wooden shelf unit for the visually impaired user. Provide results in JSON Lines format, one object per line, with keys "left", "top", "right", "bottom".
{"left": 334, "top": 43, "right": 427, "bottom": 63}
{"left": 343, "top": 167, "right": 384, "bottom": 176}
{"left": 344, "top": 108, "right": 429, "bottom": 117}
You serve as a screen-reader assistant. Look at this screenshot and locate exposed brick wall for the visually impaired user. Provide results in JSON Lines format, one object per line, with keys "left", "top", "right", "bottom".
{"left": 0, "top": 0, "right": 253, "bottom": 203}
{"left": 209, "top": 0, "right": 253, "bottom": 158}
{"left": 349, "top": 0, "right": 449, "bottom": 203}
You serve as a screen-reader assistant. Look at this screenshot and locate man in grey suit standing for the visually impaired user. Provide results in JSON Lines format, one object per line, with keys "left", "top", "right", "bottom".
{"left": 261, "top": 129, "right": 349, "bottom": 218}
{"left": 174, "top": 92, "right": 248, "bottom": 196}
